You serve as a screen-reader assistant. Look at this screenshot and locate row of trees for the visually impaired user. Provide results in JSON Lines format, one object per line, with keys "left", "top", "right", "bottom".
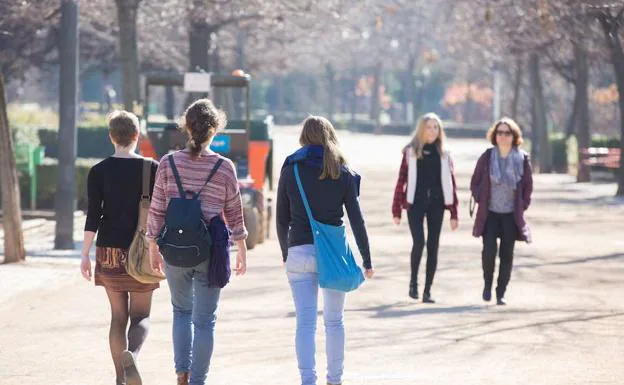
{"left": 1, "top": 0, "right": 624, "bottom": 263}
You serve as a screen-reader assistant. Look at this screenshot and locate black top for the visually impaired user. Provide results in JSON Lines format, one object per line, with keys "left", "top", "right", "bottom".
{"left": 415, "top": 143, "right": 443, "bottom": 200}
{"left": 276, "top": 163, "right": 372, "bottom": 269}
{"left": 85, "top": 157, "right": 159, "bottom": 248}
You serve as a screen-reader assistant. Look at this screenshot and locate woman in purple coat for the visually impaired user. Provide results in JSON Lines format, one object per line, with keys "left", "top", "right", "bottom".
{"left": 470, "top": 117, "right": 533, "bottom": 305}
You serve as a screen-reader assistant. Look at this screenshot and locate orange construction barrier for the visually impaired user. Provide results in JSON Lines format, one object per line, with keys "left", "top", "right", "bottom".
{"left": 248, "top": 141, "right": 271, "bottom": 190}
{"left": 138, "top": 134, "right": 158, "bottom": 159}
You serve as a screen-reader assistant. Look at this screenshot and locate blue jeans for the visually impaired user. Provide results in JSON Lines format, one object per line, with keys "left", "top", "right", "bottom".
{"left": 165, "top": 260, "right": 221, "bottom": 385}
{"left": 287, "top": 245, "right": 346, "bottom": 385}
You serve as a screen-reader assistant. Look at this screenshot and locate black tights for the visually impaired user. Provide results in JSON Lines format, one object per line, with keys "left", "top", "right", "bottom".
{"left": 105, "top": 290, "right": 153, "bottom": 385}
{"left": 482, "top": 212, "right": 517, "bottom": 299}
{"left": 406, "top": 198, "right": 445, "bottom": 294}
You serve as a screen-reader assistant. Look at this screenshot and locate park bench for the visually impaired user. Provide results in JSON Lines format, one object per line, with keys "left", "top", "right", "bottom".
{"left": 580, "top": 147, "right": 621, "bottom": 172}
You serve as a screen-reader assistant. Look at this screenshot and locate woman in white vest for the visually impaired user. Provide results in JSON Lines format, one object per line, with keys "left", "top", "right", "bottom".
{"left": 392, "top": 113, "right": 459, "bottom": 303}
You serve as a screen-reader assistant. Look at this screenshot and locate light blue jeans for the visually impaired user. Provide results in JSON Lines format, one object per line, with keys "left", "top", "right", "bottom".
{"left": 287, "top": 244, "right": 346, "bottom": 385}
{"left": 165, "top": 260, "right": 221, "bottom": 385}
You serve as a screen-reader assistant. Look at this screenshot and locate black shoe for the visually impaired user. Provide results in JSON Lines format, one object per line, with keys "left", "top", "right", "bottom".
{"left": 422, "top": 292, "right": 435, "bottom": 303}
{"left": 496, "top": 297, "right": 506, "bottom": 306}
{"left": 409, "top": 285, "right": 419, "bottom": 300}
{"left": 482, "top": 287, "right": 492, "bottom": 302}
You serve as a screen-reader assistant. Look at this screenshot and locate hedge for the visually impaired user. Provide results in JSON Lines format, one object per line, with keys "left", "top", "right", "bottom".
{"left": 38, "top": 126, "right": 113, "bottom": 159}
{"left": 591, "top": 136, "right": 620, "bottom": 148}
{"left": 0, "top": 158, "right": 98, "bottom": 210}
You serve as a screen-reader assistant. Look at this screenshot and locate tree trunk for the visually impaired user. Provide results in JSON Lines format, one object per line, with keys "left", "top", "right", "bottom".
{"left": 350, "top": 64, "right": 357, "bottom": 123}
{"left": 115, "top": 0, "right": 141, "bottom": 112}
{"left": 404, "top": 55, "right": 415, "bottom": 123}
{"left": 564, "top": 87, "right": 579, "bottom": 138}
{"left": 529, "top": 53, "right": 551, "bottom": 173}
{"left": 0, "top": 75, "right": 26, "bottom": 263}
{"left": 189, "top": 24, "right": 209, "bottom": 73}
{"left": 187, "top": 4, "right": 216, "bottom": 106}
{"left": 326, "top": 63, "right": 335, "bottom": 121}
{"left": 276, "top": 75, "right": 285, "bottom": 120}
{"left": 492, "top": 65, "right": 503, "bottom": 121}
{"left": 233, "top": 29, "right": 246, "bottom": 118}
{"left": 599, "top": 11, "right": 624, "bottom": 195}
{"left": 370, "top": 61, "right": 382, "bottom": 122}
{"left": 464, "top": 82, "right": 473, "bottom": 123}
{"left": 511, "top": 57, "right": 523, "bottom": 119}
{"left": 54, "top": 0, "right": 79, "bottom": 250}
{"left": 574, "top": 43, "right": 591, "bottom": 183}
{"left": 164, "top": 85, "right": 175, "bottom": 120}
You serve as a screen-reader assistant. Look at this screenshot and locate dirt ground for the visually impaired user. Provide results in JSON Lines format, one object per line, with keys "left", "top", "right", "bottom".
{"left": 1, "top": 128, "right": 623, "bottom": 385}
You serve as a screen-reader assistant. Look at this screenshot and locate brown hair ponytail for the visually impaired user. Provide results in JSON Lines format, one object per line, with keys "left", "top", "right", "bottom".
{"left": 181, "top": 99, "right": 227, "bottom": 157}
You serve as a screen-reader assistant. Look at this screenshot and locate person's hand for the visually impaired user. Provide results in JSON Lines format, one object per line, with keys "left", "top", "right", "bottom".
{"left": 365, "top": 268, "right": 375, "bottom": 279}
{"left": 450, "top": 219, "right": 458, "bottom": 231}
{"left": 235, "top": 249, "right": 247, "bottom": 276}
{"left": 80, "top": 255, "right": 92, "bottom": 281}
{"left": 149, "top": 244, "right": 165, "bottom": 276}
{"left": 393, "top": 217, "right": 401, "bottom": 225}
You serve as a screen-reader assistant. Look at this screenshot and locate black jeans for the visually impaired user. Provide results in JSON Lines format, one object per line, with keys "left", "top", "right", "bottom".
{"left": 482, "top": 211, "right": 517, "bottom": 299}
{"left": 407, "top": 194, "right": 445, "bottom": 294}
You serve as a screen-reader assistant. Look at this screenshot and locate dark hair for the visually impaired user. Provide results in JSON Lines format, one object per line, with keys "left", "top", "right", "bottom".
{"left": 487, "top": 117, "right": 524, "bottom": 147}
{"left": 299, "top": 115, "right": 346, "bottom": 180}
{"left": 107, "top": 110, "right": 139, "bottom": 147}
{"left": 182, "top": 99, "right": 227, "bottom": 157}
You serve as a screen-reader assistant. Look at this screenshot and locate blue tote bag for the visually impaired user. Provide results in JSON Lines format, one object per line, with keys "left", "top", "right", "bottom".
{"left": 294, "top": 164, "right": 365, "bottom": 292}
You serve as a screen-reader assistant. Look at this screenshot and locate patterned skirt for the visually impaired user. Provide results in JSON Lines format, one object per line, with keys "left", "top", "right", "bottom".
{"left": 94, "top": 247, "right": 159, "bottom": 293}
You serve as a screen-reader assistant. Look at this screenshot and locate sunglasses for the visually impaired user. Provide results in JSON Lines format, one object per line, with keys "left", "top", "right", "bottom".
{"left": 496, "top": 130, "right": 513, "bottom": 137}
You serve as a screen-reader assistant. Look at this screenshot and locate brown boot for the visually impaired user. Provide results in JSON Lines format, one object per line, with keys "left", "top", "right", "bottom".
{"left": 176, "top": 372, "right": 189, "bottom": 385}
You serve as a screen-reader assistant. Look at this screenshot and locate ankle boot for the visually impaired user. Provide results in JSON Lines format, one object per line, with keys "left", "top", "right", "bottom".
{"left": 409, "top": 283, "right": 419, "bottom": 300}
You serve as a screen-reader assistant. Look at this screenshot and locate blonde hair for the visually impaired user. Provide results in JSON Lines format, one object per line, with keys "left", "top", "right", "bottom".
{"left": 107, "top": 110, "right": 139, "bottom": 147}
{"left": 486, "top": 117, "right": 524, "bottom": 147}
{"left": 299, "top": 116, "right": 346, "bottom": 180}
{"left": 410, "top": 112, "right": 447, "bottom": 159}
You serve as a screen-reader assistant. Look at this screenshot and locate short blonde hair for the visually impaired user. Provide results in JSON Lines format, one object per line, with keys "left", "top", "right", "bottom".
{"left": 487, "top": 117, "right": 524, "bottom": 147}
{"left": 107, "top": 110, "right": 140, "bottom": 147}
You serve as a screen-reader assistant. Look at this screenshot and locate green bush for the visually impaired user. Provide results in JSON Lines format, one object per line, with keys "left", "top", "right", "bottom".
{"left": 38, "top": 126, "right": 113, "bottom": 158}
{"left": 591, "top": 136, "right": 620, "bottom": 148}
{"left": 550, "top": 133, "right": 568, "bottom": 173}
{"left": 1, "top": 158, "right": 98, "bottom": 210}
{"left": 11, "top": 124, "right": 43, "bottom": 147}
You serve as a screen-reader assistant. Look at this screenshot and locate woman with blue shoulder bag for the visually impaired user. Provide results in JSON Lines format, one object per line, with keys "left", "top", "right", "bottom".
{"left": 276, "top": 116, "right": 374, "bottom": 385}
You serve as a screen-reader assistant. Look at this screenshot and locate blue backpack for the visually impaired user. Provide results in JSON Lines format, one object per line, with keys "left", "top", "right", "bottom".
{"left": 157, "top": 155, "right": 223, "bottom": 268}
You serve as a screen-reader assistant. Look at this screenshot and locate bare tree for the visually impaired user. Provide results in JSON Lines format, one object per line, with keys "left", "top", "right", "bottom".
{"left": 115, "top": 0, "right": 142, "bottom": 111}
{"left": 0, "top": 0, "right": 59, "bottom": 262}
{"left": 0, "top": 73, "right": 25, "bottom": 263}
{"left": 595, "top": 5, "right": 624, "bottom": 195}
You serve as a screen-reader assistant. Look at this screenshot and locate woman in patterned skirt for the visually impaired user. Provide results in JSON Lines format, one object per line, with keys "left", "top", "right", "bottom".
{"left": 80, "top": 110, "right": 159, "bottom": 385}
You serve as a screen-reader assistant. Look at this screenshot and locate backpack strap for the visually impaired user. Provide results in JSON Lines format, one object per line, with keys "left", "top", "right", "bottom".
{"left": 168, "top": 155, "right": 186, "bottom": 198}
{"left": 192, "top": 158, "right": 224, "bottom": 200}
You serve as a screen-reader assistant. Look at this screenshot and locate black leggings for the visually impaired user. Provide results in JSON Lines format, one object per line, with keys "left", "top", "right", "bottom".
{"left": 105, "top": 290, "right": 153, "bottom": 385}
{"left": 406, "top": 197, "right": 445, "bottom": 294}
{"left": 482, "top": 212, "right": 517, "bottom": 299}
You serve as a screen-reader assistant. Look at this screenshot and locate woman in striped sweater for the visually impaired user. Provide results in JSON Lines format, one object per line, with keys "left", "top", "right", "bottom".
{"left": 147, "top": 99, "right": 247, "bottom": 385}
{"left": 392, "top": 113, "right": 459, "bottom": 303}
